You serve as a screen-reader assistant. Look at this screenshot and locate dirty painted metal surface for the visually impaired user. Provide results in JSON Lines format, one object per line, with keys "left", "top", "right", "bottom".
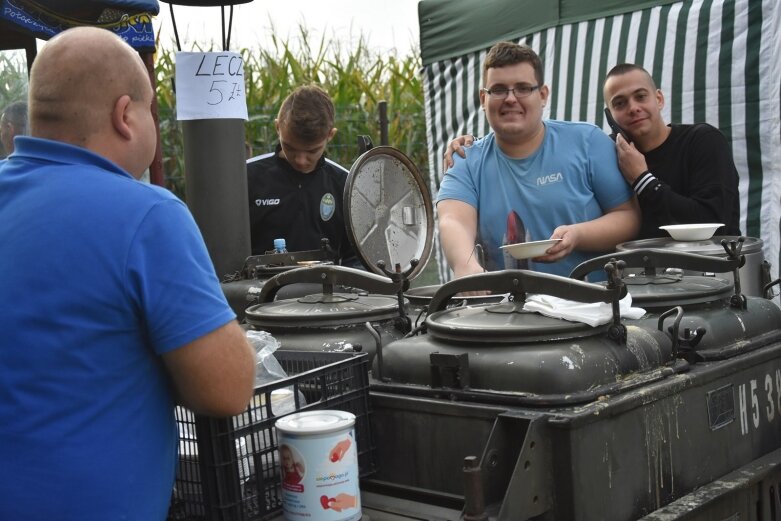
{"left": 367, "top": 340, "right": 781, "bottom": 520}
{"left": 639, "top": 447, "right": 781, "bottom": 521}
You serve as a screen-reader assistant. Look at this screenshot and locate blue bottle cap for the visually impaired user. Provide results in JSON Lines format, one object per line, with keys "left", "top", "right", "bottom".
{"left": 273, "top": 238, "right": 286, "bottom": 251}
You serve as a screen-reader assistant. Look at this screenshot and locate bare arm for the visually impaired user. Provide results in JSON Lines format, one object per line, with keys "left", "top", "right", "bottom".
{"left": 163, "top": 320, "right": 256, "bottom": 417}
{"left": 442, "top": 134, "right": 476, "bottom": 171}
{"left": 535, "top": 198, "right": 641, "bottom": 262}
{"left": 437, "top": 199, "right": 485, "bottom": 278}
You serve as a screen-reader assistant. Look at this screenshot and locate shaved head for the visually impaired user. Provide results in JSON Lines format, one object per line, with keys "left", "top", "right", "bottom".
{"left": 605, "top": 63, "right": 657, "bottom": 90}
{"left": 29, "top": 27, "right": 156, "bottom": 176}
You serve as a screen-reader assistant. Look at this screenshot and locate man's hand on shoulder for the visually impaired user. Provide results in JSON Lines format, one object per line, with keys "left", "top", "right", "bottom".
{"left": 443, "top": 134, "right": 475, "bottom": 171}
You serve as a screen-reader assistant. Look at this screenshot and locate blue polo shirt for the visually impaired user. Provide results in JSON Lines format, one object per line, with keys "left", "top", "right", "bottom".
{"left": 0, "top": 137, "right": 236, "bottom": 520}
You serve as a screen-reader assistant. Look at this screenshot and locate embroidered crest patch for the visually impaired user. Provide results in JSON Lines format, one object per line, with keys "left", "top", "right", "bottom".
{"left": 320, "top": 193, "right": 336, "bottom": 221}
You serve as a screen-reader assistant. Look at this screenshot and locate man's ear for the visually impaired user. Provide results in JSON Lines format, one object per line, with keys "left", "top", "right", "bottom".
{"left": 327, "top": 127, "right": 337, "bottom": 142}
{"left": 656, "top": 89, "right": 665, "bottom": 111}
{"left": 274, "top": 118, "right": 280, "bottom": 135}
{"left": 539, "top": 84, "right": 550, "bottom": 107}
{"left": 112, "top": 94, "right": 132, "bottom": 140}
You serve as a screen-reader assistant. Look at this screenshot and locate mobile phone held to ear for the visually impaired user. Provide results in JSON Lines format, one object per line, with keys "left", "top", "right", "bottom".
{"left": 604, "top": 108, "right": 631, "bottom": 143}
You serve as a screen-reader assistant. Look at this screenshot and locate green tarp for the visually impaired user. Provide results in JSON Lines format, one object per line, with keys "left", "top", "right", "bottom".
{"left": 419, "top": 0, "right": 781, "bottom": 290}
{"left": 419, "top": 0, "right": 682, "bottom": 65}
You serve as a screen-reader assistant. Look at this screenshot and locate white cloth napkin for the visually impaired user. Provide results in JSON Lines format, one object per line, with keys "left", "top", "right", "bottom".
{"left": 521, "top": 293, "right": 646, "bottom": 327}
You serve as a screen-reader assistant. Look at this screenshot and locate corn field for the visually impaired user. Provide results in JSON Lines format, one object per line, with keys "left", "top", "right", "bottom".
{"left": 1, "top": 30, "right": 427, "bottom": 196}
{"left": 0, "top": 52, "right": 27, "bottom": 104}
{"left": 154, "top": 27, "right": 428, "bottom": 199}
{"left": 2, "top": 33, "right": 437, "bottom": 282}
{"left": 0, "top": 51, "right": 29, "bottom": 157}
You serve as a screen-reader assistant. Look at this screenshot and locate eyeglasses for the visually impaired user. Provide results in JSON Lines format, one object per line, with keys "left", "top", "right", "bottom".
{"left": 482, "top": 84, "right": 540, "bottom": 100}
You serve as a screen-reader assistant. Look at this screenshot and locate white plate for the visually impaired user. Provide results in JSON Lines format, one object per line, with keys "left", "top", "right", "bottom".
{"left": 500, "top": 239, "right": 562, "bottom": 260}
{"left": 659, "top": 223, "right": 723, "bottom": 241}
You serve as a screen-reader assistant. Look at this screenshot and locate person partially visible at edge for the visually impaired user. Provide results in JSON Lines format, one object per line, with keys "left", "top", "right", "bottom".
{"left": 0, "top": 27, "right": 255, "bottom": 521}
{"left": 602, "top": 63, "right": 740, "bottom": 239}
{"left": 1, "top": 100, "right": 28, "bottom": 157}
{"left": 247, "top": 85, "right": 360, "bottom": 266}
{"left": 436, "top": 41, "right": 640, "bottom": 282}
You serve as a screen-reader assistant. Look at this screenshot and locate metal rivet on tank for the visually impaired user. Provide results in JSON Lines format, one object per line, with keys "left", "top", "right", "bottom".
{"left": 487, "top": 450, "right": 500, "bottom": 468}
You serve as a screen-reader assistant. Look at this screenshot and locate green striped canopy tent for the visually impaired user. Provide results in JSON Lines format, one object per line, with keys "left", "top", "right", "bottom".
{"left": 419, "top": 0, "right": 781, "bottom": 290}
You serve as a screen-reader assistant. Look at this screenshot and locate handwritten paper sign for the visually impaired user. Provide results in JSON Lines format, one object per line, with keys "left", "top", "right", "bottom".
{"left": 175, "top": 51, "right": 248, "bottom": 121}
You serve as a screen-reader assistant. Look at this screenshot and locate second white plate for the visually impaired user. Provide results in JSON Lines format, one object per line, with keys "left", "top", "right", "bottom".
{"left": 659, "top": 223, "right": 723, "bottom": 241}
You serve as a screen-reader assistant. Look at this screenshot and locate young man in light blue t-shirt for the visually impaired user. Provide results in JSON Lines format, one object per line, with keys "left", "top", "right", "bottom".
{"left": 437, "top": 41, "right": 640, "bottom": 281}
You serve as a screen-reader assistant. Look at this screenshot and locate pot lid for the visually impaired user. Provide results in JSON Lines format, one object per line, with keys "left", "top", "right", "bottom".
{"left": 570, "top": 249, "right": 742, "bottom": 307}
{"left": 425, "top": 301, "right": 604, "bottom": 344}
{"left": 617, "top": 235, "right": 762, "bottom": 255}
{"left": 344, "top": 146, "right": 433, "bottom": 280}
{"left": 623, "top": 273, "right": 734, "bottom": 308}
{"left": 244, "top": 292, "right": 400, "bottom": 328}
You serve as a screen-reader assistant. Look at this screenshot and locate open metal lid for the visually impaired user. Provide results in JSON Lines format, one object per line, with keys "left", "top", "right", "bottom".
{"left": 344, "top": 146, "right": 434, "bottom": 280}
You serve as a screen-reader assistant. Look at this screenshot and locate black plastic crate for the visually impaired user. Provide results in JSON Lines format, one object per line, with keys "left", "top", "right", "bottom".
{"left": 168, "top": 350, "right": 375, "bottom": 521}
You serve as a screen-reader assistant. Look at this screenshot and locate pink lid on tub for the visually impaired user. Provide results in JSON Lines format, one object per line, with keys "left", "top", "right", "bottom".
{"left": 275, "top": 410, "right": 355, "bottom": 435}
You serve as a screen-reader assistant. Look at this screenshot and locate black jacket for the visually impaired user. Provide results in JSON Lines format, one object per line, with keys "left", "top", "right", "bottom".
{"left": 632, "top": 123, "right": 741, "bottom": 239}
{"left": 247, "top": 147, "right": 358, "bottom": 265}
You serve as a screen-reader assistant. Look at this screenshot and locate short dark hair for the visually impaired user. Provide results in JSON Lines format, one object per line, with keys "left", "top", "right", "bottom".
{"left": 483, "top": 41, "right": 544, "bottom": 86}
{"left": 277, "top": 85, "right": 335, "bottom": 142}
{"left": 605, "top": 63, "right": 657, "bottom": 89}
{"left": 2, "top": 100, "right": 28, "bottom": 135}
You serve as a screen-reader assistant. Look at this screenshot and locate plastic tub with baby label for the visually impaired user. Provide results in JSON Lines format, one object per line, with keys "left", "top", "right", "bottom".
{"left": 167, "top": 351, "right": 374, "bottom": 521}
{"left": 276, "top": 410, "right": 361, "bottom": 521}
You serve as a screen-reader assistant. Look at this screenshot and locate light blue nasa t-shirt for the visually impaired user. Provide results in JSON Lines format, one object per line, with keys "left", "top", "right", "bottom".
{"left": 437, "top": 120, "right": 632, "bottom": 280}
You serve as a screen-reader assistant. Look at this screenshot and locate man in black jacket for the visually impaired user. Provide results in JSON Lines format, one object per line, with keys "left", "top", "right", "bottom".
{"left": 246, "top": 85, "right": 358, "bottom": 265}
{"left": 603, "top": 63, "right": 740, "bottom": 239}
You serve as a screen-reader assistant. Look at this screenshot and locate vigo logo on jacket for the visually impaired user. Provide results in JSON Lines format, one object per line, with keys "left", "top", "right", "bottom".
{"left": 255, "top": 198, "right": 280, "bottom": 206}
{"left": 320, "top": 193, "right": 336, "bottom": 221}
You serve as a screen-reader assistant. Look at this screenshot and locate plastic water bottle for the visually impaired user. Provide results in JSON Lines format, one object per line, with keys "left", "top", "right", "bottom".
{"left": 273, "top": 238, "right": 288, "bottom": 254}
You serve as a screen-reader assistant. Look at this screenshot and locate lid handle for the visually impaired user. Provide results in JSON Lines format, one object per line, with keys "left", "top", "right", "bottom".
{"left": 720, "top": 238, "right": 748, "bottom": 309}
{"left": 257, "top": 265, "right": 402, "bottom": 303}
{"left": 764, "top": 278, "right": 781, "bottom": 301}
{"left": 375, "top": 259, "right": 417, "bottom": 334}
{"left": 570, "top": 248, "right": 743, "bottom": 280}
{"left": 657, "top": 306, "right": 706, "bottom": 360}
{"left": 428, "top": 269, "right": 626, "bottom": 314}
